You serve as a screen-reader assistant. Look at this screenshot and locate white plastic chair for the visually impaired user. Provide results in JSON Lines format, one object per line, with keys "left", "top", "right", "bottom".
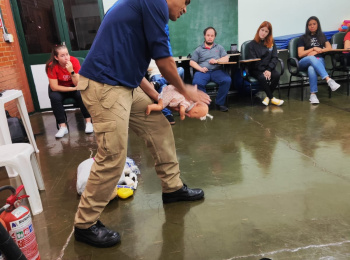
{"left": 0, "top": 89, "right": 39, "bottom": 177}
{"left": 0, "top": 143, "right": 45, "bottom": 215}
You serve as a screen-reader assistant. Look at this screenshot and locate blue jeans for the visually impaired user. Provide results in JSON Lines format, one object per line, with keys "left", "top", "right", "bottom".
{"left": 192, "top": 69, "right": 231, "bottom": 106}
{"left": 299, "top": 56, "right": 328, "bottom": 93}
{"left": 150, "top": 67, "right": 184, "bottom": 116}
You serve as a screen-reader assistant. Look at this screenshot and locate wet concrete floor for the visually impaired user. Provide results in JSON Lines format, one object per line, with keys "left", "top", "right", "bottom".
{"left": 1, "top": 83, "right": 350, "bottom": 260}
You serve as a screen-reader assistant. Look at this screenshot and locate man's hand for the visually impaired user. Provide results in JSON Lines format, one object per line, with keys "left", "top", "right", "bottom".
{"left": 209, "top": 58, "right": 218, "bottom": 64}
{"left": 199, "top": 67, "right": 209, "bottom": 73}
{"left": 182, "top": 84, "right": 211, "bottom": 104}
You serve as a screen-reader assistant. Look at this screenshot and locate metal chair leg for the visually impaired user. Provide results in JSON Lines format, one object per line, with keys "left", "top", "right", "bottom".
{"left": 301, "top": 81, "right": 304, "bottom": 101}
{"left": 288, "top": 76, "right": 292, "bottom": 100}
{"left": 250, "top": 83, "right": 253, "bottom": 106}
{"left": 277, "top": 82, "right": 281, "bottom": 99}
{"left": 347, "top": 73, "right": 350, "bottom": 96}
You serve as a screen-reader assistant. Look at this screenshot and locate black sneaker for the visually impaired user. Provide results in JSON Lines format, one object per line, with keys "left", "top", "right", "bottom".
{"left": 165, "top": 114, "right": 175, "bottom": 125}
{"left": 162, "top": 184, "right": 204, "bottom": 203}
{"left": 215, "top": 105, "right": 228, "bottom": 112}
{"left": 74, "top": 220, "right": 121, "bottom": 248}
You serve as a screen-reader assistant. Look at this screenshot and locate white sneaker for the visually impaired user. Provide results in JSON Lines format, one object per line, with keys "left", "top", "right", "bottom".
{"left": 262, "top": 97, "right": 270, "bottom": 106}
{"left": 309, "top": 94, "right": 320, "bottom": 104}
{"left": 85, "top": 122, "right": 93, "bottom": 134}
{"left": 327, "top": 79, "right": 340, "bottom": 91}
{"left": 55, "top": 127, "right": 68, "bottom": 138}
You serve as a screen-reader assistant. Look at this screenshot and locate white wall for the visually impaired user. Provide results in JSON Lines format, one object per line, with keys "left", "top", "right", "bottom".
{"left": 102, "top": 0, "right": 117, "bottom": 13}
{"left": 31, "top": 65, "right": 51, "bottom": 109}
{"left": 238, "top": 0, "right": 350, "bottom": 47}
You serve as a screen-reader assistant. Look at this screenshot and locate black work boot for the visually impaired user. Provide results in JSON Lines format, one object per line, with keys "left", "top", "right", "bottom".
{"left": 162, "top": 184, "right": 204, "bottom": 203}
{"left": 74, "top": 220, "right": 121, "bottom": 248}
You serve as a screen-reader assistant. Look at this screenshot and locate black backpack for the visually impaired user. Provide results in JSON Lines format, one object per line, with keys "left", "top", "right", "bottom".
{"left": 6, "top": 110, "right": 29, "bottom": 143}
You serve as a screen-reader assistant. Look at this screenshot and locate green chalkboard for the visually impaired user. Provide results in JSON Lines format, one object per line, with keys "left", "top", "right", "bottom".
{"left": 168, "top": 0, "right": 238, "bottom": 57}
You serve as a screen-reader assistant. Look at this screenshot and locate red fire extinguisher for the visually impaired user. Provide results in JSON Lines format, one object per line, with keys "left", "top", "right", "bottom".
{"left": 0, "top": 185, "right": 40, "bottom": 260}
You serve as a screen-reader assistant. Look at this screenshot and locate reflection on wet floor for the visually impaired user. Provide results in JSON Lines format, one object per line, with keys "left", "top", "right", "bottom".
{"left": 1, "top": 84, "right": 350, "bottom": 259}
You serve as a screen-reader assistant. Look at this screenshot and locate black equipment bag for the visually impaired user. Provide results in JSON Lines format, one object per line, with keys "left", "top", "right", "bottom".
{"left": 6, "top": 110, "right": 29, "bottom": 143}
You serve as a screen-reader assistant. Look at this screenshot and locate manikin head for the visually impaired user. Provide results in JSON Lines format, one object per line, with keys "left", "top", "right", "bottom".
{"left": 187, "top": 102, "right": 209, "bottom": 119}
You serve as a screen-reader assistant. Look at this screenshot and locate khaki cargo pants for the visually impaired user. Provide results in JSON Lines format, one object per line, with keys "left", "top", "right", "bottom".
{"left": 74, "top": 76, "right": 183, "bottom": 228}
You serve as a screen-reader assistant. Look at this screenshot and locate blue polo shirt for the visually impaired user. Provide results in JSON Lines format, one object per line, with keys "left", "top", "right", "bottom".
{"left": 79, "top": 0, "right": 171, "bottom": 88}
{"left": 191, "top": 43, "right": 227, "bottom": 70}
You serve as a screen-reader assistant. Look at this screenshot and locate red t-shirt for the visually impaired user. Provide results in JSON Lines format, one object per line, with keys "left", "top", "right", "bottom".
{"left": 47, "top": 56, "right": 80, "bottom": 87}
{"left": 344, "top": 32, "right": 350, "bottom": 43}
{"left": 343, "top": 32, "right": 350, "bottom": 54}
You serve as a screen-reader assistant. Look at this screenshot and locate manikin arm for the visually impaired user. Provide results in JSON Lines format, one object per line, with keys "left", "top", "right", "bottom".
{"left": 179, "top": 105, "right": 186, "bottom": 120}
{"left": 146, "top": 99, "right": 163, "bottom": 115}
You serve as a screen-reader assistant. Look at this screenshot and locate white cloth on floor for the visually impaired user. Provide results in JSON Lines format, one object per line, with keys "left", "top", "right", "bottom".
{"left": 76, "top": 157, "right": 140, "bottom": 195}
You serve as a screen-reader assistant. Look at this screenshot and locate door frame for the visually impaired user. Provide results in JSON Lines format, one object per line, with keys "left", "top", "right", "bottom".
{"left": 9, "top": 0, "right": 104, "bottom": 111}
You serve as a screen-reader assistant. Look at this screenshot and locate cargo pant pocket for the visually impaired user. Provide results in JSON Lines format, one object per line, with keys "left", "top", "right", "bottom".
{"left": 93, "top": 121, "right": 121, "bottom": 156}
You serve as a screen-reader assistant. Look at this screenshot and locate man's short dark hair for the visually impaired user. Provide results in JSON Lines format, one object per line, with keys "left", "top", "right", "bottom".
{"left": 203, "top": 27, "right": 217, "bottom": 36}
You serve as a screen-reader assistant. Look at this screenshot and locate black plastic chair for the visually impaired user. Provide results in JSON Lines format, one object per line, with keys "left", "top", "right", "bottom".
{"left": 287, "top": 37, "right": 310, "bottom": 101}
{"left": 189, "top": 67, "right": 219, "bottom": 97}
{"left": 240, "top": 40, "right": 284, "bottom": 105}
{"left": 330, "top": 32, "right": 350, "bottom": 96}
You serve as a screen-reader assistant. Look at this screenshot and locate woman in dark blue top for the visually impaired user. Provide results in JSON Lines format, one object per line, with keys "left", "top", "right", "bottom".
{"left": 298, "top": 16, "right": 340, "bottom": 104}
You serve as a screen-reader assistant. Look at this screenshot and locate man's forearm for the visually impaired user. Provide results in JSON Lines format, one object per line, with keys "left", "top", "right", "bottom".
{"left": 139, "top": 77, "right": 159, "bottom": 101}
{"left": 156, "top": 57, "right": 185, "bottom": 94}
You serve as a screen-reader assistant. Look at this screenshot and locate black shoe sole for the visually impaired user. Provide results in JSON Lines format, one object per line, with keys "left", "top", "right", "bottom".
{"left": 75, "top": 233, "right": 121, "bottom": 248}
{"left": 162, "top": 192, "right": 204, "bottom": 204}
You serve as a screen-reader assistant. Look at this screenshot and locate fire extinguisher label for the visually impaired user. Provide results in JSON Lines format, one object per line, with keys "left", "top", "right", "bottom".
{"left": 7, "top": 206, "right": 40, "bottom": 260}
{"left": 10, "top": 212, "right": 31, "bottom": 228}
{"left": 11, "top": 206, "right": 29, "bottom": 218}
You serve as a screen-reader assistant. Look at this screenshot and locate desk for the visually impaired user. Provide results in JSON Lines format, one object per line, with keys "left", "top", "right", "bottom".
{"left": 217, "top": 61, "right": 237, "bottom": 65}
{"left": 239, "top": 58, "right": 261, "bottom": 63}
{"left": 325, "top": 49, "right": 350, "bottom": 52}
{"left": 173, "top": 57, "right": 191, "bottom": 63}
{"left": 0, "top": 90, "right": 39, "bottom": 177}
{"left": 217, "top": 61, "right": 238, "bottom": 74}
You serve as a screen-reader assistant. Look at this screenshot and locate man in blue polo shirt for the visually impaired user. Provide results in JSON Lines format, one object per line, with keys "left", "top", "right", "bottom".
{"left": 73, "top": 0, "right": 210, "bottom": 248}
{"left": 190, "top": 27, "right": 231, "bottom": 112}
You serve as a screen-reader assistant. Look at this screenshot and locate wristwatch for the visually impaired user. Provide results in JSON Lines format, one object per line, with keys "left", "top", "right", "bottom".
{"left": 71, "top": 71, "right": 75, "bottom": 75}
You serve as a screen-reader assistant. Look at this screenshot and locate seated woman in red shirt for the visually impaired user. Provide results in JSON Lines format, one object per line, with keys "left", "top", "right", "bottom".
{"left": 46, "top": 44, "right": 93, "bottom": 138}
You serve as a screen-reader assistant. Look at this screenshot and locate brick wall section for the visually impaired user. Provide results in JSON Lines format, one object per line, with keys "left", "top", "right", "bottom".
{"left": 0, "top": 0, "right": 34, "bottom": 118}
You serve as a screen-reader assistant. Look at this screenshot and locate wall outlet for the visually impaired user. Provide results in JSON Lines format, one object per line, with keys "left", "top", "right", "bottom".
{"left": 3, "top": 33, "right": 14, "bottom": 43}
